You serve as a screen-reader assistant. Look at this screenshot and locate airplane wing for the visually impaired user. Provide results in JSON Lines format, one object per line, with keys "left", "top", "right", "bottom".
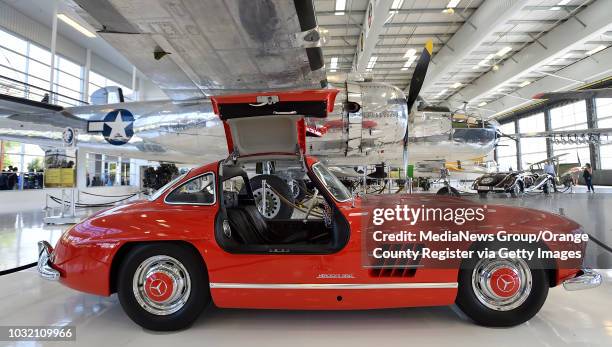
{"left": 0, "top": 93, "right": 88, "bottom": 130}
{"left": 533, "top": 88, "right": 612, "bottom": 101}
{"left": 70, "top": 0, "right": 326, "bottom": 100}
{"left": 526, "top": 153, "right": 569, "bottom": 167}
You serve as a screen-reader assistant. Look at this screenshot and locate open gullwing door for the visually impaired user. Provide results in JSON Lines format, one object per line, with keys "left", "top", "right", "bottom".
{"left": 211, "top": 90, "right": 338, "bottom": 158}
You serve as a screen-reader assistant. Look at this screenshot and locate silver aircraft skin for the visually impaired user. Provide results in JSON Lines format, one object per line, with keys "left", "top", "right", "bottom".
{"left": 0, "top": 82, "right": 499, "bottom": 167}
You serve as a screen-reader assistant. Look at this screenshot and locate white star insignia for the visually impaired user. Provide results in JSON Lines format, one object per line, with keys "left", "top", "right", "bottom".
{"left": 106, "top": 111, "right": 129, "bottom": 140}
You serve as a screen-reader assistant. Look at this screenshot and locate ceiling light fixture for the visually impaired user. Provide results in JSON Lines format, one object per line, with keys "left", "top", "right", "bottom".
{"left": 403, "top": 48, "right": 416, "bottom": 58}
{"left": 335, "top": 0, "right": 346, "bottom": 15}
{"left": 496, "top": 46, "right": 512, "bottom": 57}
{"left": 452, "top": 82, "right": 462, "bottom": 88}
{"left": 404, "top": 55, "right": 418, "bottom": 68}
{"left": 519, "top": 80, "right": 531, "bottom": 87}
{"left": 57, "top": 14, "right": 96, "bottom": 38}
{"left": 367, "top": 56, "right": 378, "bottom": 69}
{"left": 446, "top": 0, "right": 461, "bottom": 9}
{"left": 551, "top": 0, "right": 572, "bottom": 10}
{"left": 478, "top": 101, "right": 487, "bottom": 107}
{"left": 474, "top": 54, "right": 495, "bottom": 69}
{"left": 391, "top": 0, "right": 404, "bottom": 12}
{"left": 586, "top": 44, "right": 607, "bottom": 56}
{"left": 437, "top": 89, "right": 448, "bottom": 96}
{"left": 330, "top": 57, "right": 338, "bottom": 69}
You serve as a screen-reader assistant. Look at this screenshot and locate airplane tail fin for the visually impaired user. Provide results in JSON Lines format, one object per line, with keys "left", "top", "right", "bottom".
{"left": 90, "top": 86, "right": 125, "bottom": 105}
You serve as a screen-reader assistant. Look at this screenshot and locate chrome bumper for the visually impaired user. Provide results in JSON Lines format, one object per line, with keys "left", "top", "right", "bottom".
{"left": 563, "top": 268, "right": 602, "bottom": 291}
{"left": 37, "top": 241, "right": 60, "bottom": 281}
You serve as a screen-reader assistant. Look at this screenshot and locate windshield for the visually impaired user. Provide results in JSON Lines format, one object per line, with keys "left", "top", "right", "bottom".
{"left": 148, "top": 172, "right": 189, "bottom": 201}
{"left": 311, "top": 162, "right": 351, "bottom": 202}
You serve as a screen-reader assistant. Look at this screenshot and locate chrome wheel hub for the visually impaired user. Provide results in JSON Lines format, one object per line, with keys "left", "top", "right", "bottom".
{"left": 471, "top": 257, "right": 532, "bottom": 311}
{"left": 253, "top": 187, "right": 281, "bottom": 218}
{"left": 133, "top": 255, "right": 191, "bottom": 316}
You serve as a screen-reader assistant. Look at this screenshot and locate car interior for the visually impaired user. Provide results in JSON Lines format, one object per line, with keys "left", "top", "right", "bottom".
{"left": 215, "top": 159, "right": 350, "bottom": 254}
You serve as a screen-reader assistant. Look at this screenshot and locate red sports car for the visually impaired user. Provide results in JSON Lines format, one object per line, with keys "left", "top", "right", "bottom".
{"left": 38, "top": 90, "right": 601, "bottom": 331}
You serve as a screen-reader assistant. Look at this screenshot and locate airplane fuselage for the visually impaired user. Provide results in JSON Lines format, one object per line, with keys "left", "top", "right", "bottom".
{"left": 0, "top": 83, "right": 497, "bottom": 170}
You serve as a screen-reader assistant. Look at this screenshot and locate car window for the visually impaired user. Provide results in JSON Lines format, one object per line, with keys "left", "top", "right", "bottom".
{"left": 311, "top": 162, "right": 351, "bottom": 202}
{"left": 165, "top": 173, "right": 216, "bottom": 205}
{"left": 223, "top": 175, "right": 246, "bottom": 194}
{"left": 149, "top": 172, "right": 188, "bottom": 201}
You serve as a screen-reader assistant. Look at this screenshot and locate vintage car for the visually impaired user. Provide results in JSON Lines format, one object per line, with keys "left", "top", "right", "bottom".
{"left": 473, "top": 171, "right": 555, "bottom": 198}
{"left": 38, "top": 90, "right": 600, "bottom": 331}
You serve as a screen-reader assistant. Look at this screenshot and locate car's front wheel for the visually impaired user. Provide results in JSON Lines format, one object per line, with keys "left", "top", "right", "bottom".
{"left": 456, "top": 247, "right": 549, "bottom": 327}
{"left": 117, "top": 243, "right": 209, "bottom": 331}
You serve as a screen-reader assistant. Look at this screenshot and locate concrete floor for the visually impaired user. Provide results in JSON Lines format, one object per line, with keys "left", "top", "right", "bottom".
{"left": 1, "top": 189, "right": 611, "bottom": 346}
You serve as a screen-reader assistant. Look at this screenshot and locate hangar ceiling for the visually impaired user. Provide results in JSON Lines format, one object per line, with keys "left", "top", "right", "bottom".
{"left": 316, "top": 0, "right": 612, "bottom": 118}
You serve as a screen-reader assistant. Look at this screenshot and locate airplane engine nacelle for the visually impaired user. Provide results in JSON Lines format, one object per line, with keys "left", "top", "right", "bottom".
{"left": 308, "top": 82, "right": 408, "bottom": 160}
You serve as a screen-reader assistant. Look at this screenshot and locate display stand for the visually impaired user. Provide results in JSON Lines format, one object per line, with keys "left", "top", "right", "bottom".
{"left": 44, "top": 127, "right": 81, "bottom": 225}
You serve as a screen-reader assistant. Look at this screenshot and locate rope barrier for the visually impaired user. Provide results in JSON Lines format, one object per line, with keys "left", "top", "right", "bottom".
{"left": 48, "top": 192, "right": 139, "bottom": 208}
{"left": 80, "top": 190, "right": 145, "bottom": 198}
{"left": 0, "top": 262, "right": 37, "bottom": 276}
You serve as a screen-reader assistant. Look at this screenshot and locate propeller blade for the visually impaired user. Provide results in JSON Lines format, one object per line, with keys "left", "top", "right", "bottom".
{"left": 403, "top": 40, "right": 433, "bottom": 181}
{"left": 406, "top": 40, "right": 433, "bottom": 114}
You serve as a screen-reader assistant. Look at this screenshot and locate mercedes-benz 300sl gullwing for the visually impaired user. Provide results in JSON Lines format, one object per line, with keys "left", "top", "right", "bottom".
{"left": 38, "top": 90, "right": 601, "bottom": 331}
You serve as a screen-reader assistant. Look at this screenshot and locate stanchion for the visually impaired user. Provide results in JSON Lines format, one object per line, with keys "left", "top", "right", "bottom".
{"left": 44, "top": 187, "right": 81, "bottom": 225}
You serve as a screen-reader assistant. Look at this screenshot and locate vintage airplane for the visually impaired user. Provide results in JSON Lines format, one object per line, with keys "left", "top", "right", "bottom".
{"left": 0, "top": 0, "right": 500, "bottom": 176}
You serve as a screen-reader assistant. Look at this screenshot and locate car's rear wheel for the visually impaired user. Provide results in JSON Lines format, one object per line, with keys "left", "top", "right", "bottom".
{"left": 478, "top": 191, "right": 488, "bottom": 198}
{"left": 117, "top": 243, "right": 209, "bottom": 331}
{"left": 456, "top": 245, "right": 548, "bottom": 327}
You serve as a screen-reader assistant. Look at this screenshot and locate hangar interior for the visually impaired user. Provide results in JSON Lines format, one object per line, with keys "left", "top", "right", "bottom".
{"left": 0, "top": 0, "right": 612, "bottom": 346}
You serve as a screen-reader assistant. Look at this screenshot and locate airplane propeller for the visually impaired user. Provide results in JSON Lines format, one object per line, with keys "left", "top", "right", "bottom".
{"left": 402, "top": 39, "right": 433, "bottom": 180}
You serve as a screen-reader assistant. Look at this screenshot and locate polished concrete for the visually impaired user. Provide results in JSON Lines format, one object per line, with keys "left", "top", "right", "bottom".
{"left": 1, "top": 268, "right": 611, "bottom": 346}
{"left": 0, "top": 190, "right": 611, "bottom": 346}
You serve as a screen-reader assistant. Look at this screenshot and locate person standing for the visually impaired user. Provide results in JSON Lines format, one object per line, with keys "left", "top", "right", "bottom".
{"left": 583, "top": 163, "right": 594, "bottom": 193}
{"left": 543, "top": 160, "right": 557, "bottom": 192}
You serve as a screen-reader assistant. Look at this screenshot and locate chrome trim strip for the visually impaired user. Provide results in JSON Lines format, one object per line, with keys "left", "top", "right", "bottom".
{"left": 209, "top": 282, "right": 458, "bottom": 289}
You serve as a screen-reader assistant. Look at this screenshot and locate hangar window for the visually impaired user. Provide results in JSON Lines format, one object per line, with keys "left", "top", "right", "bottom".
{"left": 165, "top": 173, "right": 215, "bottom": 205}
{"left": 596, "top": 98, "right": 612, "bottom": 169}
{"left": 519, "top": 113, "right": 547, "bottom": 170}
{"left": 551, "top": 101, "right": 590, "bottom": 165}
{"left": 496, "top": 122, "right": 517, "bottom": 171}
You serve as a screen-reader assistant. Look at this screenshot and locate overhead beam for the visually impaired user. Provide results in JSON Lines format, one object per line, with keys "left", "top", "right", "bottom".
{"left": 450, "top": 0, "right": 612, "bottom": 109}
{"left": 477, "top": 47, "right": 612, "bottom": 119}
{"left": 353, "top": 0, "right": 393, "bottom": 73}
{"left": 316, "top": 8, "right": 476, "bottom": 16}
{"left": 420, "top": 0, "right": 531, "bottom": 94}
